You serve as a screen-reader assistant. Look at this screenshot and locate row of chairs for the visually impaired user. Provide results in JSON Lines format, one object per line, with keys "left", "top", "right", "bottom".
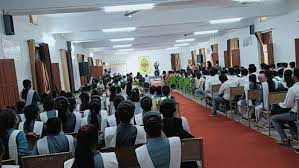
{"left": 186, "top": 84, "right": 299, "bottom": 140}
{"left": 3, "top": 138, "right": 204, "bottom": 168}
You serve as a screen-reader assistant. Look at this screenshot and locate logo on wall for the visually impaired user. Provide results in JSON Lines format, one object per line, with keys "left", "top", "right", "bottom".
{"left": 138, "top": 56, "right": 151, "bottom": 74}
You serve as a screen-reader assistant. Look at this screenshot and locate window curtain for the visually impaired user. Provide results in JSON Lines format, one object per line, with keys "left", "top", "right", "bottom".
{"left": 27, "top": 39, "right": 38, "bottom": 90}
{"left": 211, "top": 44, "right": 219, "bottom": 65}
{"left": 227, "top": 38, "right": 240, "bottom": 67}
{"left": 191, "top": 50, "right": 197, "bottom": 65}
{"left": 255, "top": 31, "right": 264, "bottom": 64}
{"left": 38, "top": 43, "right": 53, "bottom": 94}
{"left": 60, "top": 49, "right": 71, "bottom": 92}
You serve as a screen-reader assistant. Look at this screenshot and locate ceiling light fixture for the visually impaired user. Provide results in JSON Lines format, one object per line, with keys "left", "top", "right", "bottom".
{"left": 113, "top": 44, "right": 133, "bottom": 48}
{"left": 115, "top": 52, "right": 129, "bottom": 55}
{"left": 234, "top": 0, "right": 263, "bottom": 2}
{"left": 194, "top": 30, "right": 219, "bottom": 35}
{"left": 102, "top": 27, "right": 136, "bottom": 33}
{"left": 165, "top": 47, "right": 179, "bottom": 50}
{"left": 176, "top": 39, "right": 195, "bottom": 43}
{"left": 109, "top": 38, "right": 135, "bottom": 42}
{"left": 174, "top": 43, "right": 190, "bottom": 47}
{"left": 209, "top": 18, "right": 243, "bottom": 24}
{"left": 117, "top": 48, "right": 134, "bottom": 52}
{"left": 103, "top": 4, "right": 155, "bottom": 13}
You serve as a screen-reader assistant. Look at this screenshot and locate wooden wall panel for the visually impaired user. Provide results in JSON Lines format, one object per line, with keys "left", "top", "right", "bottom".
{"left": 66, "top": 51, "right": 75, "bottom": 92}
{"left": 224, "top": 51, "right": 229, "bottom": 68}
{"left": 232, "top": 49, "right": 241, "bottom": 67}
{"left": 27, "top": 40, "right": 38, "bottom": 90}
{"left": 90, "top": 66, "right": 103, "bottom": 79}
{"left": 39, "top": 43, "right": 53, "bottom": 92}
{"left": 0, "top": 59, "right": 19, "bottom": 108}
{"left": 60, "top": 49, "right": 71, "bottom": 92}
{"left": 267, "top": 43, "right": 274, "bottom": 65}
{"left": 51, "top": 63, "right": 62, "bottom": 93}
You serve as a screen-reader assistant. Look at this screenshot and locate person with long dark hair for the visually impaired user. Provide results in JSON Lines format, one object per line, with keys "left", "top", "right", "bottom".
{"left": 104, "top": 101, "right": 146, "bottom": 148}
{"left": 68, "top": 125, "right": 118, "bottom": 168}
{"left": 135, "top": 96, "right": 153, "bottom": 126}
{"left": 81, "top": 99, "right": 108, "bottom": 132}
{"left": 32, "top": 117, "right": 76, "bottom": 155}
{"left": 0, "top": 109, "right": 29, "bottom": 164}
{"left": 55, "top": 97, "right": 82, "bottom": 133}
{"left": 130, "top": 88, "right": 142, "bottom": 115}
{"left": 160, "top": 98, "right": 193, "bottom": 138}
{"left": 106, "top": 86, "right": 117, "bottom": 115}
{"left": 18, "top": 105, "right": 44, "bottom": 138}
{"left": 79, "top": 92, "right": 90, "bottom": 111}
{"left": 39, "top": 96, "right": 58, "bottom": 123}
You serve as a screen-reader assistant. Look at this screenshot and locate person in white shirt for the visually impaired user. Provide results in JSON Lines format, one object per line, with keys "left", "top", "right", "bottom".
{"left": 271, "top": 68, "right": 299, "bottom": 146}
{"left": 273, "top": 68, "right": 284, "bottom": 83}
{"left": 211, "top": 75, "right": 230, "bottom": 116}
{"left": 238, "top": 69, "right": 249, "bottom": 86}
{"left": 204, "top": 68, "right": 220, "bottom": 93}
{"left": 227, "top": 68, "right": 240, "bottom": 85}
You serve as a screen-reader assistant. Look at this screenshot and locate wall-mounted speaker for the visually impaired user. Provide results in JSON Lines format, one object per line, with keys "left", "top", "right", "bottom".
{"left": 3, "top": 15, "right": 15, "bottom": 35}
{"left": 250, "top": 25, "right": 255, "bottom": 35}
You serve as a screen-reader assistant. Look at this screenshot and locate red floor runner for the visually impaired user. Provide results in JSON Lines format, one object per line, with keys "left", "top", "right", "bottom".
{"left": 173, "top": 92, "right": 299, "bottom": 168}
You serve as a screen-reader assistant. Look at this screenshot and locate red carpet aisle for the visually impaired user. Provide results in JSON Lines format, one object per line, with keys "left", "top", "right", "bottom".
{"left": 172, "top": 92, "right": 299, "bottom": 168}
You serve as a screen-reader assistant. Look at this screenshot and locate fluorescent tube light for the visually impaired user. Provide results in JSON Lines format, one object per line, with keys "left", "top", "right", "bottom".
{"left": 209, "top": 18, "right": 243, "bottom": 24}
{"left": 113, "top": 44, "right": 133, "bottom": 48}
{"left": 194, "top": 30, "right": 219, "bottom": 35}
{"left": 117, "top": 48, "right": 134, "bottom": 52}
{"left": 110, "top": 38, "right": 135, "bottom": 42}
{"left": 102, "top": 27, "right": 136, "bottom": 33}
{"left": 234, "top": 0, "right": 263, "bottom": 2}
{"left": 103, "top": 4, "right": 155, "bottom": 13}
{"left": 115, "top": 52, "right": 129, "bottom": 55}
{"left": 165, "top": 47, "right": 179, "bottom": 50}
{"left": 174, "top": 43, "right": 190, "bottom": 47}
{"left": 176, "top": 39, "right": 195, "bottom": 43}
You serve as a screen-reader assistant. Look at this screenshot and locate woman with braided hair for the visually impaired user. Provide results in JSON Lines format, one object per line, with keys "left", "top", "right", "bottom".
{"left": 55, "top": 97, "right": 82, "bottom": 133}
{"left": 104, "top": 101, "right": 146, "bottom": 148}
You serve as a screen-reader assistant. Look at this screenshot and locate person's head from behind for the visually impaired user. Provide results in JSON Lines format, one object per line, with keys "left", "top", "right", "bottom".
{"left": 64, "top": 92, "right": 76, "bottom": 111}
{"left": 290, "top": 62, "right": 295, "bottom": 68}
{"left": 241, "top": 68, "right": 248, "bottom": 77}
{"left": 293, "top": 67, "right": 299, "bottom": 81}
{"left": 16, "top": 101, "right": 25, "bottom": 113}
{"left": 91, "top": 95, "right": 101, "bottom": 103}
{"left": 117, "top": 101, "right": 135, "bottom": 124}
{"left": 91, "top": 89, "right": 98, "bottom": 96}
{"left": 284, "top": 69, "right": 294, "bottom": 87}
{"left": 260, "top": 63, "right": 267, "bottom": 70}
{"left": 46, "top": 117, "right": 62, "bottom": 135}
{"left": 143, "top": 112, "right": 163, "bottom": 138}
{"left": 24, "top": 105, "right": 39, "bottom": 122}
{"left": 79, "top": 92, "right": 90, "bottom": 105}
{"left": 73, "top": 125, "right": 98, "bottom": 168}
{"left": 116, "top": 86, "right": 121, "bottom": 94}
{"left": 277, "top": 68, "right": 284, "bottom": 78}
{"left": 209, "top": 68, "right": 217, "bottom": 76}
{"left": 160, "top": 98, "right": 176, "bottom": 118}
{"left": 228, "top": 68, "right": 235, "bottom": 75}
{"left": 248, "top": 66, "right": 257, "bottom": 74}
{"left": 90, "top": 100, "right": 101, "bottom": 115}
{"left": 219, "top": 74, "right": 228, "bottom": 83}
{"left": 23, "top": 79, "right": 31, "bottom": 89}
{"left": 140, "top": 96, "right": 152, "bottom": 112}
{"left": 282, "top": 63, "right": 288, "bottom": 68}
{"left": 235, "top": 67, "right": 241, "bottom": 75}
{"left": 249, "top": 74, "right": 257, "bottom": 84}
{"left": 264, "top": 70, "right": 273, "bottom": 82}
{"left": 161, "top": 85, "right": 171, "bottom": 97}
{"left": 0, "top": 109, "right": 17, "bottom": 137}
{"left": 43, "top": 96, "right": 55, "bottom": 111}
{"left": 130, "top": 88, "right": 140, "bottom": 102}
{"left": 55, "top": 97, "right": 70, "bottom": 121}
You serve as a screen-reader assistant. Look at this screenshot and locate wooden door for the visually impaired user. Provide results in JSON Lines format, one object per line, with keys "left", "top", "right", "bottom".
{"left": 224, "top": 51, "right": 230, "bottom": 67}
{"left": 51, "top": 63, "right": 62, "bottom": 93}
{"left": 295, "top": 39, "right": 299, "bottom": 67}
{"left": 231, "top": 49, "right": 241, "bottom": 67}
{"left": 39, "top": 43, "right": 53, "bottom": 92}
{"left": 0, "top": 59, "right": 19, "bottom": 108}
{"left": 267, "top": 43, "right": 274, "bottom": 65}
{"left": 66, "top": 51, "right": 75, "bottom": 92}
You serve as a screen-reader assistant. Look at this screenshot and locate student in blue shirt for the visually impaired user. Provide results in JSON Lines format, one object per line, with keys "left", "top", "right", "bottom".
{"left": 0, "top": 109, "right": 29, "bottom": 163}
{"left": 39, "top": 96, "right": 58, "bottom": 123}
{"left": 32, "top": 117, "right": 76, "bottom": 155}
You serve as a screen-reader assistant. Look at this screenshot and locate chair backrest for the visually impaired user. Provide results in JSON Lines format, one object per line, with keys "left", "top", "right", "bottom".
{"left": 102, "top": 138, "right": 205, "bottom": 168}
{"left": 21, "top": 152, "right": 71, "bottom": 168}
{"left": 247, "top": 89, "right": 260, "bottom": 100}
{"left": 181, "top": 138, "right": 204, "bottom": 164}
{"left": 230, "top": 87, "right": 244, "bottom": 100}
{"left": 2, "top": 159, "right": 15, "bottom": 165}
{"left": 268, "top": 92, "right": 287, "bottom": 105}
{"left": 211, "top": 84, "right": 221, "bottom": 94}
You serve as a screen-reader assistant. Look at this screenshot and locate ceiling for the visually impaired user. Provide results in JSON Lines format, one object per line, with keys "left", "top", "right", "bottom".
{"left": 0, "top": 0, "right": 297, "bottom": 55}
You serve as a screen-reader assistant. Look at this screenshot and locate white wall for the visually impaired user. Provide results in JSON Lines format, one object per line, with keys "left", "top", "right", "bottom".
{"left": 0, "top": 15, "right": 82, "bottom": 91}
